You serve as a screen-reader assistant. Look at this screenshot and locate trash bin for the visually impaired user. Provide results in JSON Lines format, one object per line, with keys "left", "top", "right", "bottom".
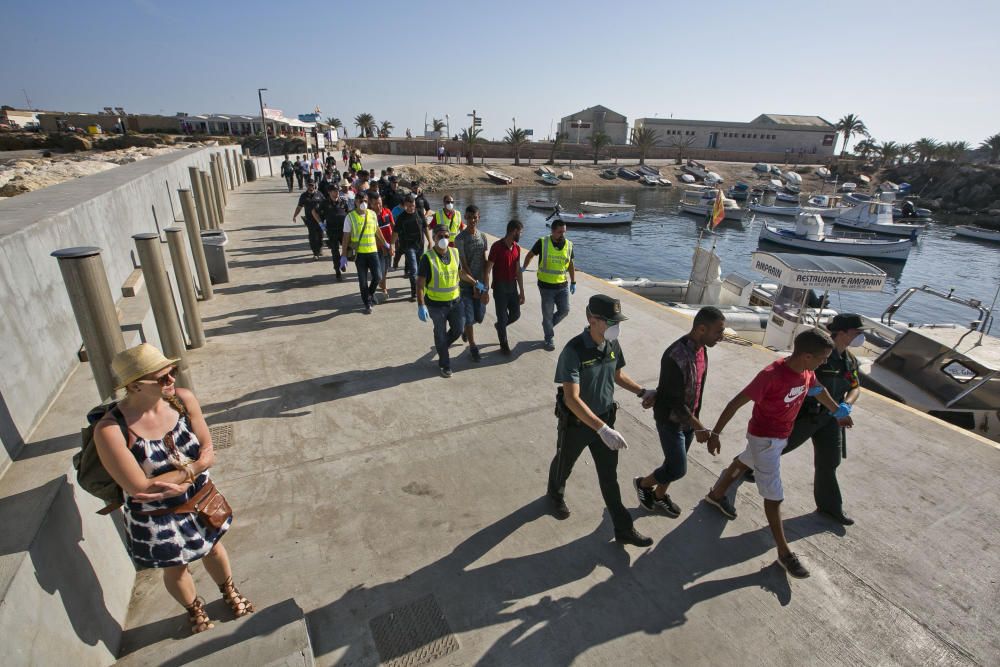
{"left": 201, "top": 230, "right": 230, "bottom": 284}
{"left": 243, "top": 159, "right": 257, "bottom": 182}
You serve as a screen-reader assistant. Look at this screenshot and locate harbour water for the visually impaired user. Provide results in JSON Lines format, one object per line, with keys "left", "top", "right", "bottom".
{"left": 453, "top": 185, "right": 1000, "bottom": 326}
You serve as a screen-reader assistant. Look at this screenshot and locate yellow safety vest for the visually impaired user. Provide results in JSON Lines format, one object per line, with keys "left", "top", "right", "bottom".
{"left": 349, "top": 209, "right": 377, "bottom": 254}
{"left": 435, "top": 209, "right": 463, "bottom": 237}
{"left": 537, "top": 235, "right": 573, "bottom": 285}
{"left": 423, "top": 248, "right": 460, "bottom": 302}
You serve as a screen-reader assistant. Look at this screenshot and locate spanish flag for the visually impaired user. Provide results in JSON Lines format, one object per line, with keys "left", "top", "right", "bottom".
{"left": 710, "top": 188, "right": 725, "bottom": 228}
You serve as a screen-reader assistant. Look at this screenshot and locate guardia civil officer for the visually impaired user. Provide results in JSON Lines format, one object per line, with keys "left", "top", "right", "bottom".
{"left": 522, "top": 218, "right": 576, "bottom": 351}
{"left": 781, "top": 313, "right": 865, "bottom": 525}
{"left": 547, "top": 294, "right": 654, "bottom": 547}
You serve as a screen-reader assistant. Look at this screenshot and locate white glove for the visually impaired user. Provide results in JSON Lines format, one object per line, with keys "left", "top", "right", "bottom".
{"left": 597, "top": 424, "right": 628, "bottom": 451}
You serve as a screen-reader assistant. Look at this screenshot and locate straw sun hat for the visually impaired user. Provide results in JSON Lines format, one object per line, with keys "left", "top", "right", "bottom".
{"left": 111, "top": 343, "right": 179, "bottom": 389}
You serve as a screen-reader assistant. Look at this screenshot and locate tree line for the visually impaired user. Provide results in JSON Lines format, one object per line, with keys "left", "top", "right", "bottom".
{"left": 835, "top": 113, "right": 1000, "bottom": 166}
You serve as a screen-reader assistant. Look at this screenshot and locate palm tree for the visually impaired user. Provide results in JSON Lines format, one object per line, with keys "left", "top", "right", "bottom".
{"left": 354, "top": 113, "right": 376, "bottom": 138}
{"left": 979, "top": 133, "right": 1000, "bottom": 163}
{"left": 325, "top": 117, "right": 343, "bottom": 131}
{"left": 460, "top": 126, "right": 484, "bottom": 164}
{"left": 504, "top": 125, "right": 530, "bottom": 165}
{"left": 877, "top": 141, "right": 900, "bottom": 167}
{"left": 853, "top": 138, "right": 878, "bottom": 162}
{"left": 835, "top": 114, "right": 868, "bottom": 156}
{"left": 547, "top": 132, "right": 565, "bottom": 165}
{"left": 630, "top": 126, "right": 660, "bottom": 165}
{"left": 667, "top": 135, "right": 696, "bottom": 164}
{"left": 432, "top": 118, "right": 446, "bottom": 133}
{"left": 589, "top": 131, "right": 612, "bottom": 164}
{"left": 941, "top": 140, "right": 970, "bottom": 162}
{"left": 379, "top": 120, "right": 393, "bottom": 138}
{"left": 914, "top": 137, "right": 939, "bottom": 163}
{"left": 899, "top": 142, "right": 917, "bottom": 164}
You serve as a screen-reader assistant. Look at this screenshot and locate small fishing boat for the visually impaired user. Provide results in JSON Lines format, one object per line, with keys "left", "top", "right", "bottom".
{"left": 484, "top": 169, "right": 512, "bottom": 185}
{"left": 833, "top": 200, "right": 927, "bottom": 237}
{"left": 776, "top": 192, "right": 799, "bottom": 203}
{"left": 618, "top": 167, "right": 641, "bottom": 180}
{"left": 749, "top": 202, "right": 801, "bottom": 217}
{"left": 783, "top": 182, "right": 801, "bottom": 194}
{"left": 560, "top": 171, "right": 574, "bottom": 180}
{"left": 683, "top": 159, "right": 709, "bottom": 179}
{"left": 607, "top": 277, "right": 688, "bottom": 301}
{"left": 840, "top": 182, "right": 858, "bottom": 192}
{"left": 769, "top": 178, "right": 784, "bottom": 189}
{"left": 858, "top": 174, "right": 871, "bottom": 185}
{"left": 554, "top": 210, "right": 635, "bottom": 226}
{"left": 753, "top": 162, "right": 771, "bottom": 173}
{"left": 637, "top": 164, "right": 661, "bottom": 177}
{"left": 816, "top": 167, "right": 831, "bottom": 179}
{"left": 600, "top": 168, "right": 617, "bottom": 180}
{"left": 727, "top": 182, "right": 751, "bottom": 201}
{"left": 527, "top": 198, "right": 558, "bottom": 210}
{"left": 580, "top": 201, "right": 636, "bottom": 213}
{"left": 704, "top": 171, "right": 724, "bottom": 186}
{"left": 802, "top": 194, "right": 851, "bottom": 221}
{"left": 954, "top": 225, "right": 1000, "bottom": 243}
{"left": 537, "top": 166, "right": 554, "bottom": 175}
{"left": 641, "top": 174, "right": 659, "bottom": 186}
{"left": 658, "top": 177, "right": 672, "bottom": 187}
{"left": 758, "top": 213, "right": 913, "bottom": 260}
{"left": 844, "top": 192, "right": 872, "bottom": 205}
{"left": 680, "top": 173, "right": 696, "bottom": 184}
{"left": 540, "top": 173, "right": 560, "bottom": 186}
{"left": 679, "top": 188, "right": 743, "bottom": 221}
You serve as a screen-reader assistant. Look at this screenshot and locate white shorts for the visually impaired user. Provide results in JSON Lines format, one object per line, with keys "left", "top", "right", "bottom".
{"left": 737, "top": 433, "right": 786, "bottom": 501}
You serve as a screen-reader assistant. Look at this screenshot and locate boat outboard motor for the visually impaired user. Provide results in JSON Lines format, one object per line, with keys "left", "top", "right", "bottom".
{"left": 901, "top": 200, "right": 916, "bottom": 218}
{"left": 762, "top": 189, "right": 777, "bottom": 206}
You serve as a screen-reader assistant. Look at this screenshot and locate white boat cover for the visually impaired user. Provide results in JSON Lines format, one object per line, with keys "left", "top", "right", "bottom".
{"left": 751, "top": 251, "right": 886, "bottom": 291}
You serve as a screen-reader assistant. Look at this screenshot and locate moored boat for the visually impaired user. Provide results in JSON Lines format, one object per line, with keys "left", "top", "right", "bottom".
{"left": 537, "top": 166, "right": 554, "bottom": 175}
{"left": 618, "top": 167, "right": 641, "bottom": 180}
{"left": 540, "top": 173, "right": 560, "bottom": 186}
{"left": 682, "top": 159, "right": 709, "bottom": 179}
{"left": 641, "top": 174, "right": 659, "bottom": 186}
{"left": 776, "top": 192, "right": 799, "bottom": 203}
{"left": 527, "top": 198, "right": 558, "bottom": 210}
{"left": 727, "top": 182, "right": 751, "bottom": 201}
{"left": 657, "top": 177, "right": 672, "bottom": 187}
{"left": 680, "top": 173, "right": 696, "bottom": 184}
{"left": 554, "top": 210, "right": 635, "bottom": 226}
{"left": 954, "top": 225, "right": 1000, "bottom": 242}
{"left": 833, "top": 199, "right": 927, "bottom": 237}
{"left": 679, "top": 188, "right": 743, "bottom": 221}
{"left": 749, "top": 202, "right": 801, "bottom": 217}
{"left": 600, "top": 168, "right": 617, "bottom": 179}
{"left": 484, "top": 169, "right": 512, "bottom": 185}
{"left": 607, "top": 277, "right": 687, "bottom": 301}
{"left": 758, "top": 212, "right": 913, "bottom": 260}
{"left": 637, "top": 164, "right": 661, "bottom": 177}
{"left": 704, "top": 171, "right": 724, "bottom": 186}
{"left": 580, "top": 200, "right": 636, "bottom": 213}
{"left": 560, "top": 171, "right": 574, "bottom": 180}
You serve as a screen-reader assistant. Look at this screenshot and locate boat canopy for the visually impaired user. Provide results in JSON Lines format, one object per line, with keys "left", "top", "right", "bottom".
{"left": 750, "top": 252, "right": 887, "bottom": 291}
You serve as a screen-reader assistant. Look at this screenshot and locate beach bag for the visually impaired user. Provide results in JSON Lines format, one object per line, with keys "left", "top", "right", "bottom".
{"left": 74, "top": 403, "right": 128, "bottom": 514}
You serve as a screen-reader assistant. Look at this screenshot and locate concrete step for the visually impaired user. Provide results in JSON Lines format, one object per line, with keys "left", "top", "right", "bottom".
{"left": 114, "top": 598, "right": 312, "bottom": 667}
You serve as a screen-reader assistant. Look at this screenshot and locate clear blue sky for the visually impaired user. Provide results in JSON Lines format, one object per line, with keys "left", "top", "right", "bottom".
{"left": 2, "top": 0, "right": 997, "bottom": 148}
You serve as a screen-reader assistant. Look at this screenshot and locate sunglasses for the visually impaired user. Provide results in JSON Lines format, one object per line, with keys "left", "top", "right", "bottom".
{"left": 136, "top": 367, "right": 176, "bottom": 387}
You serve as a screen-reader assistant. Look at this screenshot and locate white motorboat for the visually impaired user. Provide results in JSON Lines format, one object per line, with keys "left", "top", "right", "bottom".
{"left": 816, "top": 167, "right": 831, "bottom": 179}
{"left": 759, "top": 213, "right": 913, "bottom": 260}
{"left": 559, "top": 171, "right": 574, "bottom": 180}
{"left": 749, "top": 202, "right": 801, "bottom": 217}
{"left": 858, "top": 174, "right": 871, "bottom": 185}
{"left": 580, "top": 200, "right": 636, "bottom": 213}
{"left": 752, "top": 162, "right": 771, "bottom": 173}
{"left": 802, "top": 194, "right": 852, "bottom": 221}
{"left": 776, "top": 192, "right": 799, "bottom": 203}
{"left": 554, "top": 210, "right": 634, "bottom": 226}
{"left": 679, "top": 188, "right": 743, "bottom": 221}
{"left": 833, "top": 199, "right": 927, "bottom": 237}
{"left": 484, "top": 169, "right": 513, "bottom": 185}
{"left": 658, "top": 177, "right": 672, "bottom": 187}
{"left": 954, "top": 225, "right": 1000, "bottom": 242}
{"left": 541, "top": 173, "right": 560, "bottom": 186}
{"left": 769, "top": 178, "right": 784, "bottom": 189}
{"left": 844, "top": 192, "right": 872, "bottom": 205}
{"left": 607, "top": 277, "right": 688, "bottom": 301}
{"left": 680, "top": 174, "right": 696, "bottom": 184}
{"left": 641, "top": 174, "right": 659, "bottom": 186}
{"left": 527, "top": 198, "right": 558, "bottom": 210}
{"left": 840, "top": 182, "right": 858, "bottom": 192}
{"left": 537, "top": 166, "right": 554, "bottom": 175}
{"left": 783, "top": 171, "right": 802, "bottom": 186}
{"left": 704, "top": 171, "right": 724, "bottom": 186}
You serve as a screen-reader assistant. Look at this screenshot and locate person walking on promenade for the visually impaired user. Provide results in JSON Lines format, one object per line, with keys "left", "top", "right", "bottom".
{"left": 634, "top": 306, "right": 726, "bottom": 517}
{"left": 322, "top": 187, "right": 350, "bottom": 282}
{"left": 384, "top": 177, "right": 403, "bottom": 212}
{"left": 342, "top": 147, "right": 349, "bottom": 164}
{"left": 311, "top": 154, "right": 323, "bottom": 183}
{"left": 455, "top": 205, "right": 489, "bottom": 362}
{"left": 416, "top": 225, "right": 466, "bottom": 378}
{"left": 392, "top": 195, "right": 431, "bottom": 301}
{"left": 280, "top": 154, "right": 295, "bottom": 192}
{"left": 522, "top": 219, "right": 576, "bottom": 351}
{"left": 430, "top": 195, "right": 464, "bottom": 247}
{"left": 319, "top": 168, "right": 339, "bottom": 199}
{"left": 94, "top": 344, "right": 254, "bottom": 634}
{"left": 298, "top": 155, "right": 311, "bottom": 188}
{"left": 339, "top": 192, "right": 391, "bottom": 314}
{"left": 349, "top": 151, "right": 363, "bottom": 175}
{"left": 483, "top": 220, "right": 526, "bottom": 355}
{"left": 781, "top": 314, "right": 864, "bottom": 526}
{"left": 373, "top": 193, "right": 395, "bottom": 301}
{"left": 704, "top": 329, "right": 845, "bottom": 579}
{"left": 410, "top": 181, "right": 431, "bottom": 218}
{"left": 546, "top": 295, "right": 654, "bottom": 547}
{"left": 293, "top": 155, "right": 306, "bottom": 190}
{"left": 292, "top": 179, "right": 326, "bottom": 259}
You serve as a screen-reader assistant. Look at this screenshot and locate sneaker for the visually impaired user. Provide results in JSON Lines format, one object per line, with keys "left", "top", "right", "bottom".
{"left": 704, "top": 491, "right": 737, "bottom": 519}
{"left": 614, "top": 528, "right": 654, "bottom": 547}
{"left": 543, "top": 340, "right": 556, "bottom": 351}
{"left": 500, "top": 342, "right": 512, "bottom": 355}
{"left": 778, "top": 552, "right": 810, "bottom": 579}
{"left": 744, "top": 469, "right": 756, "bottom": 483}
{"left": 817, "top": 508, "right": 855, "bottom": 526}
{"left": 470, "top": 345, "right": 481, "bottom": 362}
{"left": 548, "top": 494, "right": 570, "bottom": 520}
{"left": 652, "top": 494, "right": 681, "bottom": 518}
{"left": 408, "top": 295, "right": 417, "bottom": 302}
{"left": 362, "top": 306, "right": 372, "bottom": 315}
{"left": 633, "top": 477, "right": 654, "bottom": 511}
{"left": 439, "top": 367, "right": 453, "bottom": 378}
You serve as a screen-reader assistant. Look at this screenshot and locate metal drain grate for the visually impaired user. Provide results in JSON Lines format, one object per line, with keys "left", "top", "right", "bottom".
{"left": 208, "top": 423, "right": 234, "bottom": 450}
{"left": 369, "top": 595, "right": 459, "bottom": 667}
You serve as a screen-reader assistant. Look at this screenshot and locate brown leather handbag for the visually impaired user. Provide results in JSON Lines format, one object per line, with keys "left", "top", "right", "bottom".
{"left": 135, "top": 479, "right": 232, "bottom": 531}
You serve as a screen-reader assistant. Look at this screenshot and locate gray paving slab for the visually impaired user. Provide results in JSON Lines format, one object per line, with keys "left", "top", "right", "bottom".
{"left": 15, "top": 166, "right": 998, "bottom": 665}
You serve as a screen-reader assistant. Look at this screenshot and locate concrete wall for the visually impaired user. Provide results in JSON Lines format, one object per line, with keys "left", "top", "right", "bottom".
{"left": 0, "top": 145, "right": 240, "bottom": 473}
{"left": 635, "top": 118, "right": 836, "bottom": 156}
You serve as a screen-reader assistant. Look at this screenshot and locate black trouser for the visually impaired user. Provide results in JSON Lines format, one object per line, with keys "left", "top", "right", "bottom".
{"left": 493, "top": 281, "right": 521, "bottom": 347}
{"left": 284, "top": 174, "right": 294, "bottom": 191}
{"left": 326, "top": 226, "right": 343, "bottom": 278}
{"left": 547, "top": 411, "right": 633, "bottom": 535}
{"left": 295, "top": 171, "right": 304, "bottom": 189}
{"left": 304, "top": 216, "right": 324, "bottom": 255}
{"left": 783, "top": 412, "right": 844, "bottom": 514}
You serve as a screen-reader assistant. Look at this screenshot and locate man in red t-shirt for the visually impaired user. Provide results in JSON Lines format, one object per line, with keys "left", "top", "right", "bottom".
{"left": 703, "top": 329, "right": 843, "bottom": 579}
{"left": 482, "top": 219, "right": 525, "bottom": 355}
{"left": 372, "top": 194, "right": 394, "bottom": 300}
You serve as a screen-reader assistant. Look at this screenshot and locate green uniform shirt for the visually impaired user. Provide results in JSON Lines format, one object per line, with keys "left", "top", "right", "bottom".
{"left": 803, "top": 347, "right": 860, "bottom": 411}
{"left": 555, "top": 328, "right": 625, "bottom": 416}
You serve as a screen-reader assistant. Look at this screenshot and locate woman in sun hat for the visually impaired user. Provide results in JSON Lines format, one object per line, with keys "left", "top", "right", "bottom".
{"left": 94, "top": 343, "right": 253, "bottom": 634}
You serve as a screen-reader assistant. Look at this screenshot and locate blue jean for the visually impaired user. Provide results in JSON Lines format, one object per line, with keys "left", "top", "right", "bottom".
{"left": 401, "top": 247, "right": 419, "bottom": 294}
{"left": 652, "top": 420, "right": 695, "bottom": 485}
{"left": 539, "top": 285, "right": 570, "bottom": 344}
{"left": 428, "top": 299, "right": 465, "bottom": 369}
{"left": 492, "top": 281, "right": 521, "bottom": 346}
{"left": 354, "top": 252, "right": 382, "bottom": 307}
{"left": 460, "top": 287, "right": 486, "bottom": 325}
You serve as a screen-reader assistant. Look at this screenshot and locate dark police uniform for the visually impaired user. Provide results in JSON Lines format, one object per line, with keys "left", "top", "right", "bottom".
{"left": 546, "top": 327, "right": 634, "bottom": 535}
{"left": 782, "top": 346, "right": 860, "bottom": 514}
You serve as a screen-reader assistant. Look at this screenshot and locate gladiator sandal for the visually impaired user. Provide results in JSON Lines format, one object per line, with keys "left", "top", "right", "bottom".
{"left": 184, "top": 596, "right": 215, "bottom": 634}
{"left": 218, "top": 576, "right": 255, "bottom": 618}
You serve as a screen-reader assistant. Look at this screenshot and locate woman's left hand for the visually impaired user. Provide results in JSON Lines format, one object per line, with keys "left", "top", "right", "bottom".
{"left": 133, "top": 481, "right": 189, "bottom": 502}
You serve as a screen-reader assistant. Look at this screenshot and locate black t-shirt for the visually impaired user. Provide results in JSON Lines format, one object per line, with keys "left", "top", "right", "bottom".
{"left": 531, "top": 237, "right": 574, "bottom": 290}
{"left": 414, "top": 193, "right": 431, "bottom": 214}
{"left": 298, "top": 191, "right": 325, "bottom": 220}
{"left": 320, "top": 197, "right": 348, "bottom": 224}
{"left": 384, "top": 189, "right": 403, "bottom": 210}
{"left": 395, "top": 211, "right": 426, "bottom": 250}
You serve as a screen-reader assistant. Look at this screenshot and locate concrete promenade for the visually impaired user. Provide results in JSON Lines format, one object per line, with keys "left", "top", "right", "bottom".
{"left": 14, "top": 163, "right": 1000, "bottom": 665}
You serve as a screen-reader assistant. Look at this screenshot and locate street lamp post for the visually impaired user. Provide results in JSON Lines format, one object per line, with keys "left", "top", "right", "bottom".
{"left": 258, "top": 87, "right": 273, "bottom": 176}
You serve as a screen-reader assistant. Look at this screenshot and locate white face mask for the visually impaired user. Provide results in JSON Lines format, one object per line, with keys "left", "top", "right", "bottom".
{"left": 445, "top": 202, "right": 455, "bottom": 211}
{"left": 603, "top": 323, "right": 620, "bottom": 341}
{"left": 849, "top": 332, "right": 865, "bottom": 347}
{"left": 437, "top": 238, "right": 450, "bottom": 250}
{"left": 358, "top": 202, "right": 368, "bottom": 211}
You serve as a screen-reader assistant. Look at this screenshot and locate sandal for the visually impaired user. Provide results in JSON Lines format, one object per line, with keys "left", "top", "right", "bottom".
{"left": 185, "top": 596, "right": 215, "bottom": 634}
{"left": 218, "top": 576, "right": 255, "bottom": 618}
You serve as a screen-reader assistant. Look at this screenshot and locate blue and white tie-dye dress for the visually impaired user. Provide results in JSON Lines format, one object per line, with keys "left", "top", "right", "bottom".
{"left": 122, "top": 414, "right": 231, "bottom": 569}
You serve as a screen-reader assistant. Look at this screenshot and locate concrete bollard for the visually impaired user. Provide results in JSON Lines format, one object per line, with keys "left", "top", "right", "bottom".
{"left": 232, "top": 148, "right": 243, "bottom": 185}
{"left": 178, "top": 189, "right": 213, "bottom": 300}
{"left": 50, "top": 247, "right": 126, "bottom": 401}
{"left": 200, "top": 170, "right": 220, "bottom": 229}
{"left": 188, "top": 166, "right": 210, "bottom": 231}
{"left": 133, "top": 233, "right": 194, "bottom": 390}
{"left": 212, "top": 155, "right": 228, "bottom": 206}
{"left": 164, "top": 227, "right": 206, "bottom": 349}
{"left": 224, "top": 151, "right": 235, "bottom": 191}
{"left": 209, "top": 160, "right": 227, "bottom": 220}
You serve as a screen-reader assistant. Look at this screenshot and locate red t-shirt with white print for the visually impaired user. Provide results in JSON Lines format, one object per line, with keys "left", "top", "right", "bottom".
{"left": 741, "top": 359, "right": 816, "bottom": 438}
